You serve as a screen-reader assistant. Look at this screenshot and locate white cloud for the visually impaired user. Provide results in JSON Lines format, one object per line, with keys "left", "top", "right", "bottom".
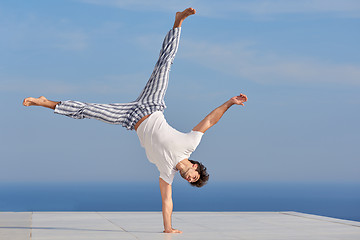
{"left": 0, "top": 13, "right": 90, "bottom": 51}
{"left": 179, "top": 39, "right": 360, "bottom": 85}
{"left": 54, "top": 32, "right": 88, "bottom": 51}
{"left": 127, "top": 33, "right": 360, "bottom": 86}
{"left": 79, "top": 0, "right": 360, "bottom": 18}
{"left": 79, "top": 0, "right": 185, "bottom": 12}
{"left": 0, "top": 73, "right": 150, "bottom": 95}
{"left": 217, "top": 0, "right": 360, "bottom": 15}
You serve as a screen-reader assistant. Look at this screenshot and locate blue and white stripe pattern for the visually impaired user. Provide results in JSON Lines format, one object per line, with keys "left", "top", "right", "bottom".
{"left": 54, "top": 27, "right": 181, "bottom": 130}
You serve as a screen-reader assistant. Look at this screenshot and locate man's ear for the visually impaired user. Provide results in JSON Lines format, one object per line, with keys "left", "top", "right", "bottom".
{"left": 192, "top": 164, "right": 198, "bottom": 169}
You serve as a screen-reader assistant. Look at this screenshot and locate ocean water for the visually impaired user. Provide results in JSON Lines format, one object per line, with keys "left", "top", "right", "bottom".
{"left": 0, "top": 181, "right": 359, "bottom": 222}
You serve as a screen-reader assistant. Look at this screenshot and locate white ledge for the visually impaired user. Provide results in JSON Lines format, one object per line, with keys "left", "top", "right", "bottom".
{"left": 0, "top": 211, "right": 359, "bottom": 239}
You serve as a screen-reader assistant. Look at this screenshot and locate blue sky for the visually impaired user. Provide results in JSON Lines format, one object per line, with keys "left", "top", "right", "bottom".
{"left": 1, "top": 0, "right": 359, "bottom": 183}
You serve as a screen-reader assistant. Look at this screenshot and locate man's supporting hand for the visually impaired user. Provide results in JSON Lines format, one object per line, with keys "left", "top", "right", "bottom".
{"left": 230, "top": 93, "right": 248, "bottom": 106}
{"left": 159, "top": 178, "right": 183, "bottom": 233}
{"left": 164, "top": 228, "right": 183, "bottom": 233}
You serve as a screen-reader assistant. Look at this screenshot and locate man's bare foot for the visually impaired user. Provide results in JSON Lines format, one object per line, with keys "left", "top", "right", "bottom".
{"left": 23, "top": 96, "right": 48, "bottom": 106}
{"left": 176, "top": 8, "right": 196, "bottom": 22}
{"left": 23, "top": 96, "right": 59, "bottom": 109}
{"left": 173, "top": 8, "right": 196, "bottom": 28}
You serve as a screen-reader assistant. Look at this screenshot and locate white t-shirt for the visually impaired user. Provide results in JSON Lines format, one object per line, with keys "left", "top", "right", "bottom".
{"left": 136, "top": 111, "right": 204, "bottom": 185}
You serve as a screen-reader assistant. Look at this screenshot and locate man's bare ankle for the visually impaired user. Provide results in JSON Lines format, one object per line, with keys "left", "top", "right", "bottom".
{"left": 173, "top": 8, "right": 196, "bottom": 28}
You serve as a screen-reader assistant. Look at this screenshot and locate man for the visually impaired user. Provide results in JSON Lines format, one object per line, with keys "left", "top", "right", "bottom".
{"left": 23, "top": 8, "right": 248, "bottom": 233}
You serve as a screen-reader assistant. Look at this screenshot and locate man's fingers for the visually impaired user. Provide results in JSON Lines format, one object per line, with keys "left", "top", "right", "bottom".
{"left": 232, "top": 94, "right": 248, "bottom": 105}
{"left": 164, "top": 229, "right": 182, "bottom": 234}
{"left": 239, "top": 93, "right": 248, "bottom": 101}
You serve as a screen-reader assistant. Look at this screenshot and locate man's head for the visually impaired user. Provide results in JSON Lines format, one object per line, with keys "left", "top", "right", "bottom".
{"left": 179, "top": 160, "right": 209, "bottom": 188}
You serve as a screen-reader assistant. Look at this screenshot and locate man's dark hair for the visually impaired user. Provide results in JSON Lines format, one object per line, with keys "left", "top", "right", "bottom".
{"left": 188, "top": 159, "right": 209, "bottom": 188}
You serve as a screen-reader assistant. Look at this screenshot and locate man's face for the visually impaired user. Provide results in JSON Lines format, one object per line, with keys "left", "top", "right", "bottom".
{"left": 180, "top": 164, "right": 200, "bottom": 183}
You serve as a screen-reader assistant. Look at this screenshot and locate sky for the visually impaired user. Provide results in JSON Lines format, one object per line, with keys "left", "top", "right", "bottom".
{"left": 1, "top": 0, "right": 359, "bottom": 184}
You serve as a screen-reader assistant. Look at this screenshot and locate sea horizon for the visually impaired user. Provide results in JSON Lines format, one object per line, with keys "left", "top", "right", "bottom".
{"left": 1, "top": 181, "right": 359, "bottom": 222}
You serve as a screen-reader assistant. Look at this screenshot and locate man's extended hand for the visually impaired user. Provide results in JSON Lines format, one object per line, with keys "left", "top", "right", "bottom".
{"left": 164, "top": 228, "right": 182, "bottom": 233}
{"left": 230, "top": 93, "right": 248, "bottom": 106}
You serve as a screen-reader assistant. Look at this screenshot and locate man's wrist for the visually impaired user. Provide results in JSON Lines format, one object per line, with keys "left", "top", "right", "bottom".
{"left": 164, "top": 221, "right": 172, "bottom": 231}
{"left": 225, "top": 100, "right": 235, "bottom": 108}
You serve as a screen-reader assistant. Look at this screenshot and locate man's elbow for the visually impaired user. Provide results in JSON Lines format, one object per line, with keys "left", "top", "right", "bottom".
{"left": 209, "top": 119, "right": 218, "bottom": 126}
{"left": 202, "top": 117, "right": 215, "bottom": 129}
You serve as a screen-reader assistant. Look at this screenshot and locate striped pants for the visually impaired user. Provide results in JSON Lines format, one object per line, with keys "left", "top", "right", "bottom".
{"left": 54, "top": 27, "right": 181, "bottom": 130}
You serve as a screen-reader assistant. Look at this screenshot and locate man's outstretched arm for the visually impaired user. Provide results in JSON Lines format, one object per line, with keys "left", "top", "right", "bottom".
{"left": 193, "top": 94, "right": 248, "bottom": 133}
{"left": 159, "top": 178, "right": 182, "bottom": 233}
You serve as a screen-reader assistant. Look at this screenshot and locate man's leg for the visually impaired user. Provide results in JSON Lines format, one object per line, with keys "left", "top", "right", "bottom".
{"left": 23, "top": 96, "right": 136, "bottom": 128}
{"left": 134, "top": 8, "right": 195, "bottom": 106}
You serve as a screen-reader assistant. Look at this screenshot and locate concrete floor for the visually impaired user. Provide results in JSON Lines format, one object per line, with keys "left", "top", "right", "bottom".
{"left": 0, "top": 211, "right": 359, "bottom": 240}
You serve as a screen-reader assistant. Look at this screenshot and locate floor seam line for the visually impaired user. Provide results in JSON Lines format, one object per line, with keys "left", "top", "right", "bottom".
{"left": 30, "top": 212, "right": 33, "bottom": 240}
{"left": 96, "top": 212, "right": 139, "bottom": 240}
{"left": 279, "top": 212, "right": 360, "bottom": 228}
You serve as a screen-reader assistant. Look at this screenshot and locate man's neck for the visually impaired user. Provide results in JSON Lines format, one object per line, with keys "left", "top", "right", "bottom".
{"left": 176, "top": 159, "right": 191, "bottom": 171}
